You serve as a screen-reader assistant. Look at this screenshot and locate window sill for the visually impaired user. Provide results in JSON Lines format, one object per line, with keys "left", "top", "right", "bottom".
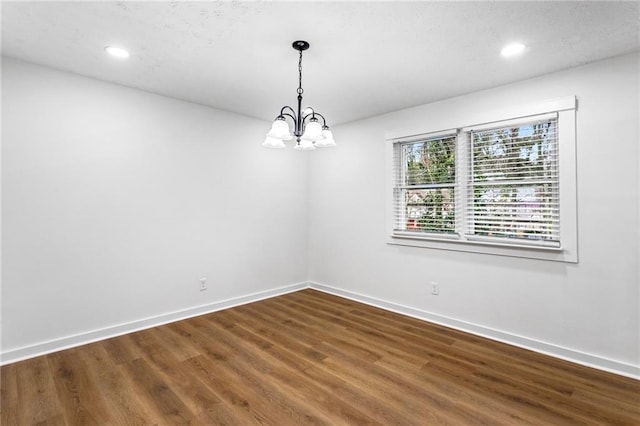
{"left": 387, "top": 234, "right": 577, "bottom": 263}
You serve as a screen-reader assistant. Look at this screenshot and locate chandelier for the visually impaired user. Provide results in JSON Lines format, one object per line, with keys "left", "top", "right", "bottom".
{"left": 262, "top": 40, "right": 336, "bottom": 150}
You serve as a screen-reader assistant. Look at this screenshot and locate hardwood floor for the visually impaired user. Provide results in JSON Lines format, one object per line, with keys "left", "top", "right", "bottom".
{"left": 2, "top": 289, "right": 639, "bottom": 425}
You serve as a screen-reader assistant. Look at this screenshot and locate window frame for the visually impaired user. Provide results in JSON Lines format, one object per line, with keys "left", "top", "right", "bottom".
{"left": 385, "top": 96, "right": 577, "bottom": 262}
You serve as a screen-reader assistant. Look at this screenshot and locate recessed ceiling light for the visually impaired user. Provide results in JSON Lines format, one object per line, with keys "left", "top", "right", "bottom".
{"left": 501, "top": 42, "right": 526, "bottom": 58}
{"left": 104, "top": 46, "right": 130, "bottom": 59}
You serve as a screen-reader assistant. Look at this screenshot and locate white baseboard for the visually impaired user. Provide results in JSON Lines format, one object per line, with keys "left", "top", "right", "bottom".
{"left": 0, "top": 282, "right": 307, "bottom": 366}
{"left": 4, "top": 280, "right": 638, "bottom": 380}
{"left": 309, "top": 281, "right": 640, "bottom": 380}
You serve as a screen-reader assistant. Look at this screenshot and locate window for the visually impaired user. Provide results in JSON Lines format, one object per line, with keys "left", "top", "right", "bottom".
{"left": 386, "top": 96, "right": 577, "bottom": 262}
{"left": 392, "top": 134, "right": 457, "bottom": 236}
{"left": 466, "top": 114, "right": 559, "bottom": 247}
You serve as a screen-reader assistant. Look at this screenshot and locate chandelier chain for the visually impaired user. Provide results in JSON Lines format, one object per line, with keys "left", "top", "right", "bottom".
{"left": 297, "top": 49, "right": 303, "bottom": 95}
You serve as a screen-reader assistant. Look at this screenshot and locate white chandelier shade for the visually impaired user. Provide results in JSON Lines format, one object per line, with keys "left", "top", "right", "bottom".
{"left": 315, "top": 128, "right": 337, "bottom": 147}
{"left": 300, "top": 119, "right": 324, "bottom": 141}
{"left": 266, "top": 118, "right": 293, "bottom": 140}
{"left": 262, "top": 136, "right": 286, "bottom": 149}
{"left": 264, "top": 40, "right": 336, "bottom": 150}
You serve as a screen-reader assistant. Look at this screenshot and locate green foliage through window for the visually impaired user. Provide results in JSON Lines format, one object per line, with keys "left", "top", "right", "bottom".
{"left": 396, "top": 136, "right": 456, "bottom": 234}
{"left": 405, "top": 137, "right": 456, "bottom": 185}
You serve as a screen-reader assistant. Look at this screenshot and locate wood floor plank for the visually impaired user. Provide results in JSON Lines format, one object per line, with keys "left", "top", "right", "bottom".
{"left": 78, "top": 342, "right": 155, "bottom": 425}
{"left": 263, "top": 297, "right": 438, "bottom": 369}
{"left": 101, "top": 332, "right": 146, "bottom": 364}
{"left": 218, "top": 308, "right": 397, "bottom": 424}
{"left": 151, "top": 324, "right": 203, "bottom": 361}
{"left": 216, "top": 338, "right": 368, "bottom": 424}
{"left": 2, "top": 289, "right": 639, "bottom": 425}
{"left": 0, "top": 363, "right": 20, "bottom": 425}
{"left": 46, "top": 348, "right": 110, "bottom": 425}
{"left": 278, "top": 295, "right": 479, "bottom": 372}
{"left": 225, "top": 298, "right": 555, "bottom": 425}
{"left": 125, "top": 326, "right": 230, "bottom": 420}
{"left": 124, "top": 357, "right": 196, "bottom": 424}
{"left": 188, "top": 316, "right": 338, "bottom": 424}
{"left": 17, "top": 356, "right": 65, "bottom": 425}
{"left": 168, "top": 317, "right": 332, "bottom": 424}
{"left": 265, "top": 295, "right": 570, "bottom": 424}
{"left": 183, "top": 353, "right": 286, "bottom": 425}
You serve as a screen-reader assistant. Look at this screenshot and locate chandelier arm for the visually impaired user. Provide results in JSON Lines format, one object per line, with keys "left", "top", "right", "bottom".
{"left": 309, "top": 112, "right": 328, "bottom": 127}
{"left": 301, "top": 107, "right": 315, "bottom": 121}
{"left": 280, "top": 112, "right": 297, "bottom": 123}
{"left": 302, "top": 111, "right": 329, "bottom": 129}
{"left": 279, "top": 106, "right": 297, "bottom": 117}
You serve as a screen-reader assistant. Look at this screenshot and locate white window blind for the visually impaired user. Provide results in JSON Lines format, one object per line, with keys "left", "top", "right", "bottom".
{"left": 466, "top": 114, "right": 560, "bottom": 247}
{"left": 392, "top": 134, "right": 457, "bottom": 237}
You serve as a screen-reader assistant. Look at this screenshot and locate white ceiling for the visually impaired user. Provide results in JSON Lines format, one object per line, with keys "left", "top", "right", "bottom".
{"left": 2, "top": 1, "right": 639, "bottom": 125}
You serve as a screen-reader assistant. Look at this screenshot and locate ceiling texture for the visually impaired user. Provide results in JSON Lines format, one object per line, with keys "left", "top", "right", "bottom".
{"left": 2, "top": 1, "right": 639, "bottom": 125}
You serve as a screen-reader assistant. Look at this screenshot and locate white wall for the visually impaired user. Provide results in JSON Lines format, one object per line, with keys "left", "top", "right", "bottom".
{"left": 3, "top": 53, "right": 638, "bottom": 378}
{"left": 1, "top": 57, "right": 309, "bottom": 360}
{"left": 308, "top": 53, "right": 639, "bottom": 377}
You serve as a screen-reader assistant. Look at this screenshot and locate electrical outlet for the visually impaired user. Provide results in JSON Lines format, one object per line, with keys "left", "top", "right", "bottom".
{"left": 199, "top": 277, "right": 207, "bottom": 291}
{"left": 431, "top": 282, "right": 439, "bottom": 295}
